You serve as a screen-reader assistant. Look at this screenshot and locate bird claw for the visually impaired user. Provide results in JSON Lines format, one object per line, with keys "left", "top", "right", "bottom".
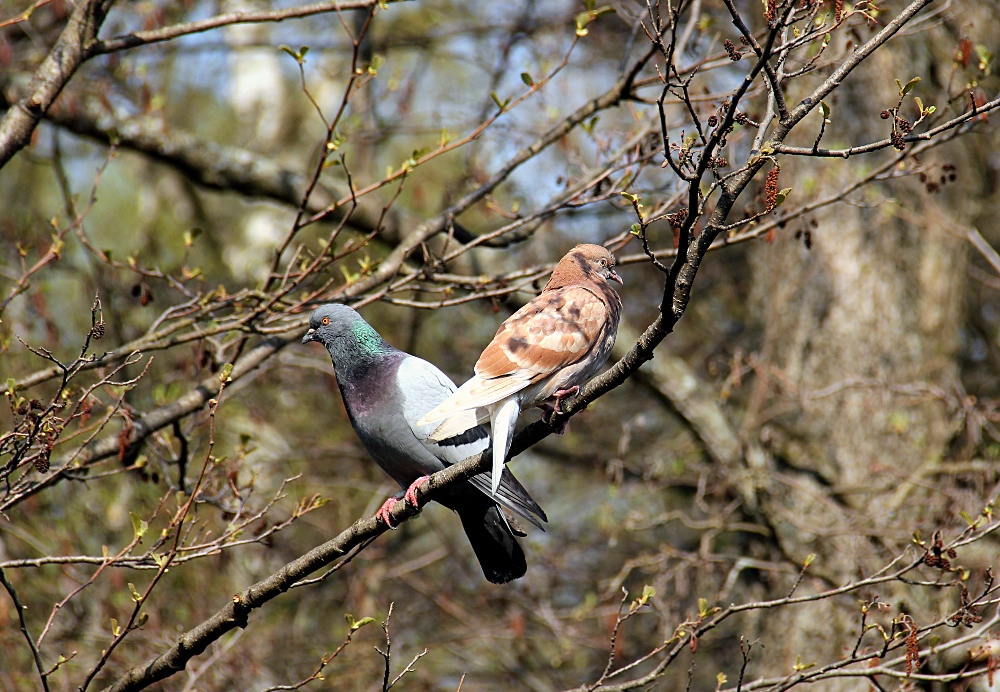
{"left": 541, "top": 386, "right": 579, "bottom": 433}
{"left": 375, "top": 496, "right": 401, "bottom": 529}
{"left": 551, "top": 386, "right": 579, "bottom": 412}
{"left": 403, "top": 476, "right": 430, "bottom": 509}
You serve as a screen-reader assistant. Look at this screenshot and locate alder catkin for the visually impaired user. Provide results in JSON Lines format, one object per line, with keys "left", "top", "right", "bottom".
{"left": 764, "top": 166, "right": 780, "bottom": 212}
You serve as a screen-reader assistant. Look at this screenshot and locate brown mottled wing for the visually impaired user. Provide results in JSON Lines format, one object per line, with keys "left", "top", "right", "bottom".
{"left": 475, "top": 285, "right": 608, "bottom": 381}
{"left": 416, "top": 285, "right": 613, "bottom": 427}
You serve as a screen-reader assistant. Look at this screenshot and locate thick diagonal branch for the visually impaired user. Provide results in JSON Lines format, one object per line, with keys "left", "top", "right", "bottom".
{"left": 0, "top": 0, "right": 114, "bottom": 170}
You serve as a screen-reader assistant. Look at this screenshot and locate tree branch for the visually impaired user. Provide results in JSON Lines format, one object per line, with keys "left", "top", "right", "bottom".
{"left": 0, "top": 0, "right": 114, "bottom": 170}
{"left": 89, "top": 0, "right": 396, "bottom": 55}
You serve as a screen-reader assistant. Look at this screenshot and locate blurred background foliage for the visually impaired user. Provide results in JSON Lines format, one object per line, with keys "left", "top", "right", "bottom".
{"left": 2, "top": 0, "right": 1000, "bottom": 690}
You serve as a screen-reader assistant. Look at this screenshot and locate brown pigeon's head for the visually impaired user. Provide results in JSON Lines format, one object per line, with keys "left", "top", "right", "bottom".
{"left": 546, "top": 244, "right": 623, "bottom": 291}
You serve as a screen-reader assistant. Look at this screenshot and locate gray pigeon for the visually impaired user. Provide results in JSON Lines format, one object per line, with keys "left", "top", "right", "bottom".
{"left": 301, "top": 303, "right": 547, "bottom": 584}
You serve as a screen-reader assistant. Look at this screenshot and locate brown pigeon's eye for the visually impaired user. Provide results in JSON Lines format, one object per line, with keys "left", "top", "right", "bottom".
{"left": 599, "top": 258, "right": 608, "bottom": 267}
{"left": 321, "top": 317, "right": 330, "bottom": 325}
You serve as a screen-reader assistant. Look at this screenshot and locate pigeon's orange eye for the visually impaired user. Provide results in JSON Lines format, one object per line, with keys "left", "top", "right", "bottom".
{"left": 321, "top": 317, "right": 330, "bottom": 325}
{"left": 599, "top": 258, "right": 608, "bottom": 267}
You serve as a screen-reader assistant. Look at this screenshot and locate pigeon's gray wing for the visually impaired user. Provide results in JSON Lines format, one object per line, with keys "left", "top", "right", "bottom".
{"left": 397, "top": 356, "right": 547, "bottom": 529}
{"left": 398, "top": 357, "right": 485, "bottom": 458}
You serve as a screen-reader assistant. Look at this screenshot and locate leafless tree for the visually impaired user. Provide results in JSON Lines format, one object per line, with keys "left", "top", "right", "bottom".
{"left": 1, "top": 0, "right": 999, "bottom": 689}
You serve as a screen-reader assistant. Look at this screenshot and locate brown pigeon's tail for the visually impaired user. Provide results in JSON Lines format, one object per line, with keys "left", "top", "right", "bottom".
{"left": 454, "top": 499, "right": 527, "bottom": 584}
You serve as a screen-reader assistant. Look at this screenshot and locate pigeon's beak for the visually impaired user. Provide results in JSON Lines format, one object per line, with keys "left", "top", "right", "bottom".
{"left": 609, "top": 270, "right": 624, "bottom": 285}
{"left": 301, "top": 329, "right": 316, "bottom": 344}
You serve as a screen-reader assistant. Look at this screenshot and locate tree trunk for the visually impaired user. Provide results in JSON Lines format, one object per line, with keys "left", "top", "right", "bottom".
{"left": 743, "top": 28, "right": 984, "bottom": 685}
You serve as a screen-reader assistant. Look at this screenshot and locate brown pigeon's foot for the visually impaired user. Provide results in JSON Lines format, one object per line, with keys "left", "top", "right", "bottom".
{"left": 541, "top": 386, "right": 579, "bottom": 434}
{"left": 375, "top": 496, "right": 401, "bottom": 529}
{"left": 403, "top": 475, "right": 430, "bottom": 509}
{"left": 540, "top": 408, "right": 566, "bottom": 435}
{"left": 551, "top": 386, "right": 579, "bottom": 413}
{"left": 540, "top": 404, "right": 554, "bottom": 424}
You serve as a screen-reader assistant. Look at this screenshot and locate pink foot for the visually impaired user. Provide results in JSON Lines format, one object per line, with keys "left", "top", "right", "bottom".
{"left": 403, "top": 476, "right": 430, "bottom": 508}
{"left": 542, "top": 386, "right": 579, "bottom": 433}
{"left": 551, "top": 386, "right": 579, "bottom": 413}
{"left": 375, "top": 496, "right": 401, "bottom": 529}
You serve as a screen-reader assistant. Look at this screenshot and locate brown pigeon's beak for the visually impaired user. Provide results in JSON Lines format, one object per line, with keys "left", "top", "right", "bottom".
{"left": 302, "top": 329, "right": 316, "bottom": 344}
{"left": 609, "top": 270, "right": 624, "bottom": 285}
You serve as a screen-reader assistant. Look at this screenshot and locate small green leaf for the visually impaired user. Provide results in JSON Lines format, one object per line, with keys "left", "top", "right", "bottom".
{"left": 278, "top": 45, "right": 302, "bottom": 63}
{"left": 136, "top": 612, "right": 149, "bottom": 627}
{"left": 521, "top": 72, "right": 535, "bottom": 87}
{"left": 367, "top": 53, "right": 384, "bottom": 75}
{"left": 792, "top": 654, "right": 816, "bottom": 671}
{"left": 698, "top": 597, "right": 709, "bottom": 617}
{"left": 803, "top": 553, "right": 816, "bottom": 567}
{"left": 924, "top": 105, "right": 936, "bottom": 115}
{"left": 353, "top": 616, "right": 375, "bottom": 630}
{"left": 575, "top": 6, "right": 614, "bottom": 36}
{"left": 820, "top": 101, "right": 831, "bottom": 121}
{"left": 345, "top": 613, "right": 376, "bottom": 631}
{"left": 975, "top": 44, "right": 993, "bottom": 73}
{"left": 152, "top": 552, "right": 168, "bottom": 569}
{"left": 896, "top": 76, "right": 920, "bottom": 97}
{"left": 775, "top": 187, "right": 793, "bottom": 207}
{"left": 5, "top": 378, "right": 15, "bottom": 395}
{"left": 630, "top": 223, "right": 642, "bottom": 236}
{"left": 959, "top": 510, "right": 975, "bottom": 526}
{"left": 183, "top": 227, "right": 202, "bottom": 248}
{"left": 490, "top": 91, "right": 510, "bottom": 111}
{"left": 111, "top": 618, "right": 121, "bottom": 637}
{"left": 340, "top": 265, "right": 360, "bottom": 284}
{"left": 641, "top": 584, "right": 655, "bottom": 603}
{"left": 130, "top": 512, "right": 148, "bottom": 541}
{"left": 219, "top": 363, "right": 234, "bottom": 383}
{"left": 128, "top": 583, "right": 142, "bottom": 603}
{"left": 299, "top": 45, "right": 309, "bottom": 59}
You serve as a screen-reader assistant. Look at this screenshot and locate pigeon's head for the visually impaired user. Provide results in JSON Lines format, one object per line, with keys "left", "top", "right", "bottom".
{"left": 301, "top": 303, "right": 364, "bottom": 346}
{"left": 548, "top": 244, "right": 623, "bottom": 289}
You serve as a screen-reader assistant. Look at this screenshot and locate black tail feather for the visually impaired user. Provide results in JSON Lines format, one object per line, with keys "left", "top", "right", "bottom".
{"left": 455, "top": 500, "right": 527, "bottom": 584}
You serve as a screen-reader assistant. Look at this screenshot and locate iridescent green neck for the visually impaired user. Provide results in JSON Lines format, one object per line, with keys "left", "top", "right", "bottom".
{"left": 350, "top": 320, "right": 389, "bottom": 356}
{"left": 324, "top": 319, "right": 395, "bottom": 380}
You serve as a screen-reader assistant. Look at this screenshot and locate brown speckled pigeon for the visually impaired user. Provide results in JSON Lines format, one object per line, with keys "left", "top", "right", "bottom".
{"left": 418, "top": 244, "right": 623, "bottom": 495}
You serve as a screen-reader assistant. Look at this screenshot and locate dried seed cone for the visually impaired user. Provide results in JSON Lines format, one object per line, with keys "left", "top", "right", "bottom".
{"left": 34, "top": 449, "right": 51, "bottom": 473}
